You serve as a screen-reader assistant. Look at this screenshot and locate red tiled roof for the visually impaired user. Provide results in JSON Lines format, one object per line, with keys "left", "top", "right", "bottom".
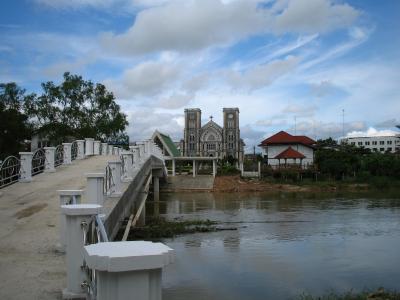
{"left": 259, "top": 131, "right": 316, "bottom": 147}
{"left": 274, "top": 147, "right": 306, "bottom": 159}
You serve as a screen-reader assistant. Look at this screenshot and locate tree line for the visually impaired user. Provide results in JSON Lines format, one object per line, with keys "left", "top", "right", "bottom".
{"left": 0, "top": 72, "right": 128, "bottom": 158}
{"left": 314, "top": 138, "right": 400, "bottom": 180}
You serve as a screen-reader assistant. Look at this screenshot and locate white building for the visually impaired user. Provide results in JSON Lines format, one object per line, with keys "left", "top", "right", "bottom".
{"left": 341, "top": 135, "right": 400, "bottom": 153}
{"left": 258, "top": 131, "right": 316, "bottom": 168}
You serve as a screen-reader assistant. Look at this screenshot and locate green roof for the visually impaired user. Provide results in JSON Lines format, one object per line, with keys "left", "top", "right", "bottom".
{"left": 159, "top": 133, "right": 181, "bottom": 157}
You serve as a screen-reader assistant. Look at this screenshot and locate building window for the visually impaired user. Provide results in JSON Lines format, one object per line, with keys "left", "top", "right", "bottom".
{"left": 227, "top": 120, "right": 234, "bottom": 128}
{"left": 380, "top": 141, "right": 385, "bottom": 145}
{"left": 228, "top": 143, "right": 233, "bottom": 149}
{"left": 373, "top": 148, "right": 377, "bottom": 151}
{"left": 380, "top": 148, "right": 385, "bottom": 152}
{"left": 372, "top": 141, "right": 377, "bottom": 145}
{"left": 351, "top": 142, "right": 355, "bottom": 145}
{"left": 388, "top": 147, "right": 392, "bottom": 152}
{"left": 365, "top": 141, "right": 370, "bottom": 145}
{"left": 387, "top": 140, "right": 392, "bottom": 145}
{"left": 358, "top": 142, "right": 363, "bottom": 146}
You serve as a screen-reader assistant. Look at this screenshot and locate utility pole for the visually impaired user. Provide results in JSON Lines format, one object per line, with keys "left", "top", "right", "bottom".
{"left": 342, "top": 109, "right": 345, "bottom": 138}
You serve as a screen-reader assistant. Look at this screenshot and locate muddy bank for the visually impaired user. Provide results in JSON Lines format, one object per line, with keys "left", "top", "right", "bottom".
{"left": 213, "top": 175, "right": 371, "bottom": 193}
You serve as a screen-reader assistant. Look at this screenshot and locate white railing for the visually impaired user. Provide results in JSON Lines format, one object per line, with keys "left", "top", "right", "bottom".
{"left": 58, "top": 138, "right": 172, "bottom": 300}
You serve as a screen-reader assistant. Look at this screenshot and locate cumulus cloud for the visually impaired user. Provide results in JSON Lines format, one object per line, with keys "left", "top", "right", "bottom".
{"left": 158, "top": 92, "right": 193, "bottom": 109}
{"left": 346, "top": 127, "right": 399, "bottom": 138}
{"left": 127, "top": 108, "right": 183, "bottom": 141}
{"left": 104, "top": 60, "right": 181, "bottom": 98}
{"left": 225, "top": 56, "right": 300, "bottom": 91}
{"left": 100, "top": 0, "right": 360, "bottom": 55}
{"left": 273, "top": 0, "right": 360, "bottom": 33}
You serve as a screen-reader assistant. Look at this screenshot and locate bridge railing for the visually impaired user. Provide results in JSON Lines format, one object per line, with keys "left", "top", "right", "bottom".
{"left": 58, "top": 138, "right": 171, "bottom": 300}
{"left": 0, "top": 156, "right": 21, "bottom": 188}
{"left": 0, "top": 138, "right": 118, "bottom": 189}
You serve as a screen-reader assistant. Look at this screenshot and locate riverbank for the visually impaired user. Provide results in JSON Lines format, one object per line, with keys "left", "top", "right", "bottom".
{"left": 213, "top": 175, "right": 400, "bottom": 193}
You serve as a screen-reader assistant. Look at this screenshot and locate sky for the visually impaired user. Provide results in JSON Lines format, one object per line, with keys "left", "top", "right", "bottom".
{"left": 1, "top": 0, "right": 400, "bottom": 151}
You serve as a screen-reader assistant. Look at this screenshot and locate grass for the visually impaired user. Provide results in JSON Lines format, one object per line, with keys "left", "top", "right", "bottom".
{"left": 124, "top": 217, "right": 232, "bottom": 240}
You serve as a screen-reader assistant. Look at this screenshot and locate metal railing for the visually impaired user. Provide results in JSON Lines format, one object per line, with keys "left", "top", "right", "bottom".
{"left": 104, "top": 165, "right": 115, "bottom": 195}
{"left": 0, "top": 156, "right": 21, "bottom": 188}
{"left": 81, "top": 215, "right": 109, "bottom": 299}
{"left": 55, "top": 145, "right": 64, "bottom": 167}
{"left": 71, "top": 141, "right": 78, "bottom": 160}
{"left": 32, "top": 148, "right": 45, "bottom": 176}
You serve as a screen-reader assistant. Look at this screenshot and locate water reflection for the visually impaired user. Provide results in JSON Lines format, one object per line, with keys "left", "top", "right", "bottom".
{"left": 146, "top": 192, "right": 400, "bottom": 300}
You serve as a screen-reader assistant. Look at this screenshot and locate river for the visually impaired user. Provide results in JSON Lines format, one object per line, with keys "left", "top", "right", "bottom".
{"left": 147, "top": 191, "right": 400, "bottom": 300}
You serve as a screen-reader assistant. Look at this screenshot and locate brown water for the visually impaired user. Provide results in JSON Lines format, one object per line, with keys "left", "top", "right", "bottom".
{"left": 147, "top": 192, "right": 400, "bottom": 300}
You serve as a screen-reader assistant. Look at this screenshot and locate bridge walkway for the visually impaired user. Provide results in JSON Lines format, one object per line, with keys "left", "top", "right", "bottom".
{"left": 0, "top": 155, "right": 122, "bottom": 300}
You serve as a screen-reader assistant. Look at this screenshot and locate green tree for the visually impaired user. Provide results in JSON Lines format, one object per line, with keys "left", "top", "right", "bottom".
{"left": 0, "top": 83, "right": 32, "bottom": 158}
{"left": 24, "top": 72, "right": 128, "bottom": 144}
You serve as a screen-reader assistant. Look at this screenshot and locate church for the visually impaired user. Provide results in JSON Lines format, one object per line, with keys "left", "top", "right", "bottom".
{"left": 180, "top": 108, "right": 244, "bottom": 163}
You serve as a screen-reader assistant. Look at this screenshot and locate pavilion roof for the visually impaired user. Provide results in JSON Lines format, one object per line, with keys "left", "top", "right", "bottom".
{"left": 274, "top": 146, "right": 306, "bottom": 159}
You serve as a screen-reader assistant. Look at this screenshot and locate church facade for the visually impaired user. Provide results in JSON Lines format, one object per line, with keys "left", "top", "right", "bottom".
{"left": 181, "top": 108, "right": 244, "bottom": 163}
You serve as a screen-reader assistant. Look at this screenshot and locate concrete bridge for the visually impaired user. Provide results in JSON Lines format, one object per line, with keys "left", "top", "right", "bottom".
{"left": 0, "top": 138, "right": 172, "bottom": 300}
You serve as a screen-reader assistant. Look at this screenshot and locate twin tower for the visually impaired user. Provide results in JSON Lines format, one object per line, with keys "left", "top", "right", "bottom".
{"left": 181, "top": 108, "right": 244, "bottom": 163}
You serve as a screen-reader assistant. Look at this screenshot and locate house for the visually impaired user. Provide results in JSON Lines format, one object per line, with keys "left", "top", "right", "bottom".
{"left": 258, "top": 131, "right": 316, "bottom": 168}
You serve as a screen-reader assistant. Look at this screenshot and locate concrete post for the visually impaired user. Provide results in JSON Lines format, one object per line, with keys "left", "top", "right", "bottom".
{"left": 62, "top": 143, "right": 72, "bottom": 165}
{"left": 19, "top": 152, "right": 33, "bottom": 182}
{"left": 113, "top": 147, "right": 119, "bottom": 157}
{"left": 44, "top": 147, "right": 56, "bottom": 173}
{"left": 93, "top": 140, "right": 101, "bottom": 155}
{"left": 108, "top": 145, "right": 113, "bottom": 156}
{"left": 147, "top": 140, "right": 153, "bottom": 155}
{"left": 172, "top": 159, "right": 176, "bottom": 176}
{"left": 101, "top": 143, "right": 108, "bottom": 156}
{"left": 83, "top": 241, "right": 174, "bottom": 300}
{"left": 85, "top": 138, "right": 94, "bottom": 156}
{"left": 240, "top": 163, "right": 244, "bottom": 177}
{"left": 153, "top": 176, "right": 159, "bottom": 202}
{"left": 144, "top": 140, "right": 149, "bottom": 155}
{"left": 108, "top": 161, "right": 122, "bottom": 197}
{"left": 86, "top": 173, "right": 105, "bottom": 206}
{"left": 213, "top": 159, "right": 216, "bottom": 177}
{"left": 121, "top": 151, "right": 133, "bottom": 182}
{"left": 61, "top": 204, "right": 102, "bottom": 299}
{"left": 131, "top": 146, "right": 140, "bottom": 167}
{"left": 57, "top": 190, "right": 83, "bottom": 252}
{"left": 193, "top": 160, "right": 196, "bottom": 178}
{"left": 76, "top": 140, "right": 85, "bottom": 160}
{"left": 258, "top": 161, "right": 261, "bottom": 178}
{"left": 138, "top": 143, "right": 145, "bottom": 161}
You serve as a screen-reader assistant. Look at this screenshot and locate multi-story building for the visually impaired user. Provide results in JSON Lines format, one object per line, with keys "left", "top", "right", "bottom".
{"left": 341, "top": 135, "right": 400, "bottom": 153}
{"left": 181, "top": 108, "right": 244, "bottom": 163}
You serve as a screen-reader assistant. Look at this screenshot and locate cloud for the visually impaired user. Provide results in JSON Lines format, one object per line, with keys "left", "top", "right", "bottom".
{"left": 225, "top": 56, "right": 300, "bottom": 91}
{"left": 273, "top": 0, "right": 360, "bottom": 33}
{"left": 346, "top": 127, "right": 399, "bottom": 138}
{"left": 282, "top": 103, "right": 317, "bottom": 117}
{"left": 100, "top": 0, "right": 360, "bottom": 55}
{"left": 104, "top": 60, "right": 181, "bottom": 98}
{"left": 100, "top": 0, "right": 268, "bottom": 55}
{"left": 158, "top": 92, "right": 193, "bottom": 109}
{"left": 309, "top": 80, "right": 336, "bottom": 97}
{"left": 127, "top": 107, "right": 183, "bottom": 140}
{"left": 374, "top": 119, "right": 399, "bottom": 129}
{"left": 34, "top": 0, "right": 127, "bottom": 9}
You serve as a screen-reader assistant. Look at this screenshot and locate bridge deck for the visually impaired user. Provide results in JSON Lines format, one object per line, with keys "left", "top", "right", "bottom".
{"left": 0, "top": 155, "right": 122, "bottom": 300}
